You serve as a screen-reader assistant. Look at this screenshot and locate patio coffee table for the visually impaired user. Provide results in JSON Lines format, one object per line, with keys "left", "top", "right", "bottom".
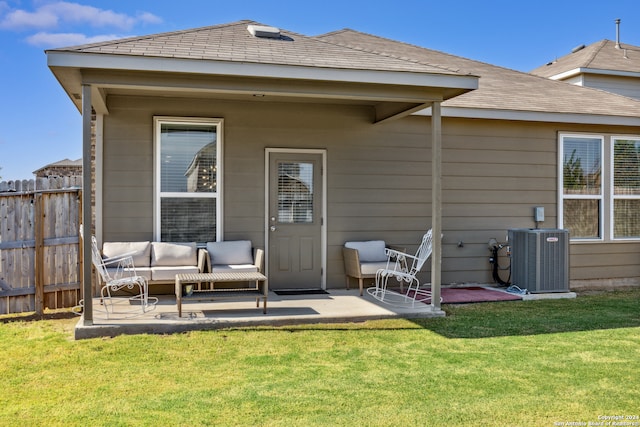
{"left": 175, "top": 272, "right": 268, "bottom": 317}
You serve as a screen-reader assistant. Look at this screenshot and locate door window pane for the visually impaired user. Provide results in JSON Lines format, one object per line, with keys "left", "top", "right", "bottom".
{"left": 278, "top": 161, "right": 313, "bottom": 224}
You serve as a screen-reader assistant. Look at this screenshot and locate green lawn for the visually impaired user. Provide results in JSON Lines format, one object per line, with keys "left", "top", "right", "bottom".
{"left": 0, "top": 289, "right": 638, "bottom": 426}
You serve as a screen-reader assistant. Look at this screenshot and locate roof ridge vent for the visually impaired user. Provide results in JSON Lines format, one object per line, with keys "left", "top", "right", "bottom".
{"left": 247, "top": 24, "right": 281, "bottom": 39}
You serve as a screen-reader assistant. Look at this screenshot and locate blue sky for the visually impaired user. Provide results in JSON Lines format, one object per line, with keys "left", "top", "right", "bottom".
{"left": 0, "top": 0, "right": 639, "bottom": 181}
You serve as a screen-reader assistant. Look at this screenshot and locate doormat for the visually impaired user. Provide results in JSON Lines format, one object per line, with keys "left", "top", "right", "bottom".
{"left": 441, "top": 286, "right": 522, "bottom": 304}
{"left": 273, "top": 289, "right": 329, "bottom": 296}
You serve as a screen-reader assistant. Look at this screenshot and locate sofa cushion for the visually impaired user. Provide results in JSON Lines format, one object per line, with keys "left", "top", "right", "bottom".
{"left": 206, "top": 240, "right": 253, "bottom": 266}
{"left": 151, "top": 242, "right": 197, "bottom": 267}
{"left": 211, "top": 264, "right": 259, "bottom": 273}
{"left": 344, "top": 240, "right": 387, "bottom": 262}
{"left": 106, "top": 266, "right": 153, "bottom": 282}
{"left": 151, "top": 266, "right": 200, "bottom": 281}
{"left": 102, "top": 241, "right": 151, "bottom": 267}
{"left": 360, "top": 261, "right": 391, "bottom": 276}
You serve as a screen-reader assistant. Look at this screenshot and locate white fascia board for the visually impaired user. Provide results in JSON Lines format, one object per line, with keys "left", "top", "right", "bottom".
{"left": 47, "top": 51, "right": 478, "bottom": 91}
{"left": 415, "top": 106, "right": 640, "bottom": 126}
{"left": 549, "top": 67, "right": 640, "bottom": 81}
{"left": 547, "top": 68, "right": 582, "bottom": 80}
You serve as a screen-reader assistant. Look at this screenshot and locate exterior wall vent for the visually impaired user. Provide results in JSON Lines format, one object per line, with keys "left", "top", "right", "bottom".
{"left": 247, "top": 24, "right": 281, "bottom": 39}
{"left": 508, "top": 228, "right": 569, "bottom": 293}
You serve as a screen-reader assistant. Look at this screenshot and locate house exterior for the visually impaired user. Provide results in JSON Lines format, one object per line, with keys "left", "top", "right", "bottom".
{"left": 33, "top": 158, "right": 82, "bottom": 178}
{"left": 46, "top": 20, "right": 640, "bottom": 322}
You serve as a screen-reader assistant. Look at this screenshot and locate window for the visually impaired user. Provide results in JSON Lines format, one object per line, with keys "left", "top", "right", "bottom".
{"left": 154, "top": 117, "right": 222, "bottom": 243}
{"left": 613, "top": 137, "right": 640, "bottom": 239}
{"left": 559, "top": 133, "right": 640, "bottom": 241}
{"left": 277, "top": 161, "right": 314, "bottom": 224}
{"left": 560, "top": 135, "right": 603, "bottom": 239}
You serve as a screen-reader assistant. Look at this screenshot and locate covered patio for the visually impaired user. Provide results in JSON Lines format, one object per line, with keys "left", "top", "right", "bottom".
{"left": 46, "top": 21, "right": 480, "bottom": 332}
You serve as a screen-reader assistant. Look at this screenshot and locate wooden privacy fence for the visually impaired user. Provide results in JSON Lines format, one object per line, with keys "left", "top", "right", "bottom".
{"left": 0, "top": 177, "right": 83, "bottom": 315}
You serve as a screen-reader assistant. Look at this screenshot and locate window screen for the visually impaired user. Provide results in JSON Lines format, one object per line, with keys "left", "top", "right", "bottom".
{"left": 561, "top": 136, "right": 602, "bottom": 239}
{"left": 613, "top": 138, "right": 640, "bottom": 238}
{"left": 160, "top": 124, "right": 217, "bottom": 193}
{"left": 563, "top": 137, "right": 601, "bottom": 196}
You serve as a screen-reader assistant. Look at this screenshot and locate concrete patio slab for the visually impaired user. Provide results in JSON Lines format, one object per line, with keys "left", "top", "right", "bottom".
{"left": 74, "top": 289, "right": 445, "bottom": 339}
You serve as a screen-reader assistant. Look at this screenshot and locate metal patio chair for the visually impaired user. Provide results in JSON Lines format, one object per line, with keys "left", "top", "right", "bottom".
{"left": 367, "top": 229, "right": 435, "bottom": 307}
{"left": 90, "top": 236, "right": 157, "bottom": 318}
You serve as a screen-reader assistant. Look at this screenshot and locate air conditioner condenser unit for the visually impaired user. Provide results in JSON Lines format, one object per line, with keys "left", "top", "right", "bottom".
{"left": 508, "top": 228, "right": 569, "bottom": 293}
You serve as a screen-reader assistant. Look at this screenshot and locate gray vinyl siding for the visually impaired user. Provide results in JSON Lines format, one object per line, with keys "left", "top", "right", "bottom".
{"left": 441, "top": 118, "right": 640, "bottom": 286}
{"left": 440, "top": 118, "right": 558, "bottom": 284}
{"left": 581, "top": 74, "right": 640, "bottom": 100}
{"left": 101, "top": 94, "right": 640, "bottom": 289}
{"left": 102, "top": 100, "right": 154, "bottom": 242}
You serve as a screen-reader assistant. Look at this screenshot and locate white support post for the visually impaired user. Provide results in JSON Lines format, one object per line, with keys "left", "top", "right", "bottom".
{"left": 95, "top": 114, "right": 104, "bottom": 246}
{"left": 431, "top": 101, "right": 442, "bottom": 310}
{"left": 82, "top": 84, "right": 93, "bottom": 325}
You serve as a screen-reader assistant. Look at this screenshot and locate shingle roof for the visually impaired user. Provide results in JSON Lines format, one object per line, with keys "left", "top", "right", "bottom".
{"left": 50, "top": 20, "right": 463, "bottom": 77}
{"left": 32, "top": 158, "right": 82, "bottom": 174}
{"left": 316, "top": 30, "right": 640, "bottom": 119}
{"left": 530, "top": 39, "right": 640, "bottom": 78}
{"left": 48, "top": 21, "right": 640, "bottom": 121}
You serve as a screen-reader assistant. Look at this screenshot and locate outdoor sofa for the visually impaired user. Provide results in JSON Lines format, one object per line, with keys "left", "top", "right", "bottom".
{"left": 98, "top": 240, "right": 263, "bottom": 294}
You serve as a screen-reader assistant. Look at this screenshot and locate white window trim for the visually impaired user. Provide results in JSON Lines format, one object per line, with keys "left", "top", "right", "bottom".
{"left": 153, "top": 116, "right": 224, "bottom": 242}
{"left": 558, "top": 133, "right": 605, "bottom": 242}
{"left": 559, "top": 132, "right": 640, "bottom": 243}
{"left": 610, "top": 135, "right": 640, "bottom": 241}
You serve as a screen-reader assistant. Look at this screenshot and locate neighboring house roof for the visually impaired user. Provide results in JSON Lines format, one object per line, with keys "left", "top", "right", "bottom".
{"left": 530, "top": 39, "right": 640, "bottom": 79}
{"left": 316, "top": 30, "right": 640, "bottom": 125}
{"left": 32, "top": 158, "right": 82, "bottom": 175}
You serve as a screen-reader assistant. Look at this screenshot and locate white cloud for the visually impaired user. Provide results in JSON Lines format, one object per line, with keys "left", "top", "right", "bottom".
{"left": 26, "top": 31, "right": 124, "bottom": 47}
{"left": 137, "top": 11, "right": 163, "bottom": 25}
{"left": 1, "top": 7, "right": 58, "bottom": 29}
{"left": 0, "top": 1, "right": 162, "bottom": 31}
{"left": 47, "top": 2, "right": 136, "bottom": 29}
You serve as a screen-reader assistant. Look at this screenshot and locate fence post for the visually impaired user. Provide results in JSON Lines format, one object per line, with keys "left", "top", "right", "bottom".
{"left": 34, "top": 193, "right": 44, "bottom": 316}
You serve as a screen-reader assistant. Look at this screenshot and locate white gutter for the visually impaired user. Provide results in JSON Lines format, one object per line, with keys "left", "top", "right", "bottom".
{"left": 548, "top": 67, "right": 640, "bottom": 81}
{"left": 416, "top": 106, "right": 640, "bottom": 127}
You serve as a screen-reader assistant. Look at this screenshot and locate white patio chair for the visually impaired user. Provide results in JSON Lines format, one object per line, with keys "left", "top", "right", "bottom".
{"left": 90, "top": 236, "right": 157, "bottom": 318}
{"left": 367, "top": 229, "right": 436, "bottom": 307}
